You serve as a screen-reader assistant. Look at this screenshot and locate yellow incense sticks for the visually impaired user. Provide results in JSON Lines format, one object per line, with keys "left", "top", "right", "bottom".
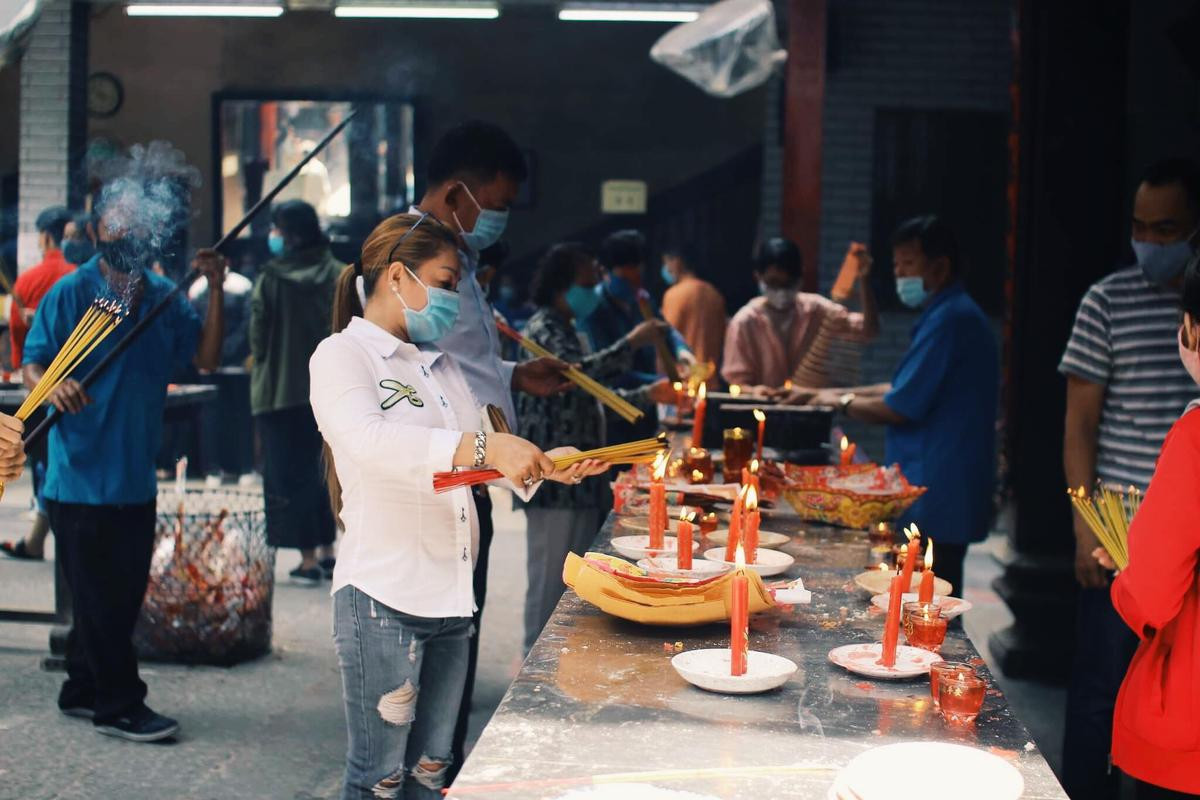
{"left": 0, "top": 299, "right": 127, "bottom": 500}
{"left": 1068, "top": 484, "right": 1137, "bottom": 570}
{"left": 547, "top": 434, "right": 667, "bottom": 469}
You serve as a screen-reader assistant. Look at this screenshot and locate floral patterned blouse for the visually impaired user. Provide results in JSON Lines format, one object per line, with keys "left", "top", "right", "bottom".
{"left": 517, "top": 306, "right": 654, "bottom": 510}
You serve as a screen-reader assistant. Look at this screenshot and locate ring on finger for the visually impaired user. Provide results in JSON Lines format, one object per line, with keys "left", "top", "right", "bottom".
{"left": 522, "top": 476, "right": 534, "bottom": 487}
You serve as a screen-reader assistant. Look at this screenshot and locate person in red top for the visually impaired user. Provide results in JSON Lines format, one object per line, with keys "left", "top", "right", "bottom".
{"left": 1094, "top": 255, "right": 1200, "bottom": 799}
{"left": 0, "top": 206, "right": 76, "bottom": 562}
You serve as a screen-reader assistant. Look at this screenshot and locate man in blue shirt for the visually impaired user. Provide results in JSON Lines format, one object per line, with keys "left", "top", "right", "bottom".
{"left": 23, "top": 190, "right": 225, "bottom": 743}
{"left": 806, "top": 215, "right": 999, "bottom": 595}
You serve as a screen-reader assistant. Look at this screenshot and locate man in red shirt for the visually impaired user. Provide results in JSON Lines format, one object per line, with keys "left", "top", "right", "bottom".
{"left": 1, "top": 206, "right": 76, "bottom": 561}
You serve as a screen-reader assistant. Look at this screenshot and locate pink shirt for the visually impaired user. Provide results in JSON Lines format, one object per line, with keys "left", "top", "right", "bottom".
{"left": 720, "top": 293, "right": 866, "bottom": 388}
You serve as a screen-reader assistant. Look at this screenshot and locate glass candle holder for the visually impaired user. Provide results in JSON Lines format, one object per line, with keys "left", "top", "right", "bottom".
{"left": 939, "top": 672, "right": 986, "bottom": 724}
{"left": 683, "top": 447, "right": 714, "bottom": 484}
{"left": 722, "top": 428, "right": 753, "bottom": 479}
{"left": 699, "top": 511, "right": 719, "bottom": 535}
{"left": 868, "top": 521, "right": 895, "bottom": 544}
{"left": 903, "top": 601, "right": 948, "bottom": 652}
{"left": 929, "top": 661, "right": 977, "bottom": 708}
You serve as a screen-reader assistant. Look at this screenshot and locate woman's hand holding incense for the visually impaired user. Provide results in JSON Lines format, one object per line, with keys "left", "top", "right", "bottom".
{"left": 513, "top": 356, "right": 572, "bottom": 397}
{"left": 544, "top": 447, "right": 608, "bottom": 485}
{"left": 486, "top": 432, "right": 556, "bottom": 487}
{"left": 646, "top": 378, "right": 677, "bottom": 405}
{"left": 48, "top": 379, "right": 90, "bottom": 414}
{"left": 0, "top": 414, "right": 25, "bottom": 480}
{"left": 1092, "top": 546, "right": 1118, "bottom": 572}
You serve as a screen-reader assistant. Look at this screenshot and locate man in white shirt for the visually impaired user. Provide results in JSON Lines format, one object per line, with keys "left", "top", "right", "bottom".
{"left": 410, "top": 121, "right": 567, "bottom": 774}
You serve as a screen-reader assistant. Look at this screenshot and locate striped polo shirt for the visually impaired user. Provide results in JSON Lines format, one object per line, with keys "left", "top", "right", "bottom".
{"left": 1059, "top": 266, "right": 1198, "bottom": 489}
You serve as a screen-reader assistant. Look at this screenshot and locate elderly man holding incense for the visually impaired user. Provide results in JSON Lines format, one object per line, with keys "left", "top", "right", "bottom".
{"left": 21, "top": 193, "right": 225, "bottom": 743}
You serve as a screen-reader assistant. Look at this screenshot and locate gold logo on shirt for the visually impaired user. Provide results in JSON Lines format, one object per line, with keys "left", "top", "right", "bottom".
{"left": 379, "top": 379, "right": 423, "bottom": 409}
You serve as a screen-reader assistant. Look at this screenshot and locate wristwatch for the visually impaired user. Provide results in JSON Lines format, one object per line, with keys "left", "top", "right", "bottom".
{"left": 838, "top": 392, "right": 857, "bottom": 416}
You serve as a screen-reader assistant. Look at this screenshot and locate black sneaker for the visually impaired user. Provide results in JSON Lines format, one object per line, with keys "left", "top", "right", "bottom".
{"left": 289, "top": 565, "right": 322, "bottom": 586}
{"left": 319, "top": 557, "right": 336, "bottom": 580}
{"left": 59, "top": 704, "right": 95, "bottom": 720}
{"left": 95, "top": 707, "right": 179, "bottom": 743}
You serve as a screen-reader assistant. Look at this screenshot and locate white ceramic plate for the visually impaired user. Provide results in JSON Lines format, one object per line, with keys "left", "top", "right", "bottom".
{"left": 853, "top": 570, "right": 953, "bottom": 597}
{"left": 869, "top": 592, "right": 973, "bottom": 619}
{"left": 702, "top": 547, "right": 795, "bottom": 577}
{"left": 671, "top": 648, "right": 798, "bottom": 694}
{"left": 827, "top": 643, "right": 942, "bottom": 679}
{"left": 705, "top": 528, "right": 790, "bottom": 547}
{"left": 828, "top": 742, "right": 1024, "bottom": 800}
{"left": 636, "top": 557, "right": 731, "bottom": 577}
{"left": 610, "top": 535, "right": 695, "bottom": 561}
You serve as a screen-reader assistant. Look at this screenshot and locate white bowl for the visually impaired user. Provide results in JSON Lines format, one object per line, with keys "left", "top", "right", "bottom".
{"left": 610, "top": 535, "right": 695, "bottom": 561}
{"left": 829, "top": 742, "right": 1024, "bottom": 800}
{"left": 705, "top": 528, "right": 790, "bottom": 547}
{"left": 870, "top": 592, "right": 973, "bottom": 619}
{"left": 671, "top": 648, "right": 798, "bottom": 694}
{"left": 636, "top": 556, "right": 731, "bottom": 577}
{"left": 702, "top": 546, "right": 795, "bottom": 577}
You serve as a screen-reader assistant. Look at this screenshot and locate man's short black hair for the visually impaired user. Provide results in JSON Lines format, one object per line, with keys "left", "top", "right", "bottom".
{"left": 662, "top": 242, "right": 700, "bottom": 272}
{"left": 891, "top": 214, "right": 960, "bottom": 275}
{"left": 35, "top": 206, "right": 72, "bottom": 246}
{"left": 600, "top": 229, "right": 646, "bottom": 270}
{"left": 69, "top": 211, "right": 96, "bottom": 239}
{"left": 532, "top": 242, "right": 591, "bottom": 307}
{"left": 1140, "top": 157, "right": 1200, "bottom": 215}
{"left": 427, "top": 121, "right": 528, "bottom": 187}
{"left": 752, "top": 237, "right": 802, "bottom": 281}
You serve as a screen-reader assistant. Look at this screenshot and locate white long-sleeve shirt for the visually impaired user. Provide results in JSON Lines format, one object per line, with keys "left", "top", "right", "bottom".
{"left": 310, "top": 316, "right": 530, "bottom": 618}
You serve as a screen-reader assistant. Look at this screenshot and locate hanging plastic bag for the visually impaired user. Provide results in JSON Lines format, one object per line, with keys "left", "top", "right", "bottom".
{"left": 650, "top": 0, "right": 787, "bottom": 98}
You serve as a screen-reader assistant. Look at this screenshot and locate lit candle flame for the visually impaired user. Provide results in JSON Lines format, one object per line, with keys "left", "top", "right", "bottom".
{"left": 697, "top": 382, "right": 707, "bottom": 402}
{"left": 878, "top": 522, "right": 887, "bottom": 533}
{"left": 691, "top": 469, "right": 704, "bottom": 483}
{"left": 784, "top": 379, "right": 794, "bottom": 390}
{"left": 924, "top": 538, "right": 934, "bottom": 570}
{"left": 878, "top": 562, "right": 890, "bottom": 571}
{"left": 746, "top": 484, "right": 758, "bottom": 511}
{"left": 652, "top": 452, "right": 667, "bottom": 481}
{"left": 904, "top": 523, "right": 920, "bottom": 543}
{"left": 672, "top": 381, "right": 683, "bottom": 392}
{"left": 753, "top": 408, "right": 766, "bottom": 424}
{"left": 679, "top": 508, "right": 692, "bottom": 522}
{"left": 749, "top": 458, "right": 759, "bottom": 474}
{"left": 735, "top": 543, "right": 746, "bottom": 569}
{"left": 840, "top": 435, "right": 849, "bottom": 452}
{"left": 900, "top": 544, "right": 908, "bottom": 561}
{"left": 729, "top": 384, "right": 742, "bottom": 397}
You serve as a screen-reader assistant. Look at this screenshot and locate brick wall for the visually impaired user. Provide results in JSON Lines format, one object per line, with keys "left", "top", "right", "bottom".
{"left": 16, "top": 0, "right": 85, "bottom": 272}
{"left": 763, "top": 0, "right": 1011, "bottom": 458}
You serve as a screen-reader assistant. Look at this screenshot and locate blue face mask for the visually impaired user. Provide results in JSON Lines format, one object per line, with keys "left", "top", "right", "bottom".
{"left": 1132, "top": 236, "right": 1195, "bottom": 285}
{"left": 566, "top": 284, "right": 601, "bottom": 321}
{"left": 268, "top": 233, "right": 285, "bottom": 257}
{"left": 895, "top": 276, "right": 929, "bottom": 309}
{"left": 393, "top": 264, "right": 460, "bottom": 343}
{"left": 607, "top": 274, "right": 636, "bottom": 302}
{"left": 454, "top": 182, "right": 508, "bottom": 252}
{"left": 660, "top": 264, "right": 677, "bottom": 286}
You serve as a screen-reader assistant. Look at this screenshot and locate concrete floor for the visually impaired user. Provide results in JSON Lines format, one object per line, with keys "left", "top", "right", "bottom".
{"left": 0, "top": 478, "right": 1066, "bottom": 799}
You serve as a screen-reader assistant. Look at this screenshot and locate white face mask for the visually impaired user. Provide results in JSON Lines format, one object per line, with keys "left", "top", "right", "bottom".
{"left": 759, "top": 282, "right": 795, "bottom": 311}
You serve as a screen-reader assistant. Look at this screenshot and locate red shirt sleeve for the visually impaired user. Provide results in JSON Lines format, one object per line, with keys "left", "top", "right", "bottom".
{"left": 1112, "top": 409, "right": 1200, "bottom": 640}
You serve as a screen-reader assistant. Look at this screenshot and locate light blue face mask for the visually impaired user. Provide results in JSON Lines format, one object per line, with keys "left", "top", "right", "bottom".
{"left": 1132, "top": 235, "right": 1195, "bottom": 285}
{"left": 895, "top": 276, "right": 929, "bottom": 309}
{"left": 267, "top": 232, "right": 285, "bottom": 257}
{"left": 454, "top": 182, "right": 508, "bottom": 252}
{"left": 393, "top": 264, "right": 460, "bottom": 343}
{"left": 660, "top": 264, "right": 677, "bottom": 286}
{"left": 566, "top": 284, "right": 601, "bottom": 320}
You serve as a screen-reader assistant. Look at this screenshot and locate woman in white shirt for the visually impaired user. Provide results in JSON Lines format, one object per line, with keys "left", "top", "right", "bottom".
{"left": 310, "top": 213, "right": 599, "bottom": 800}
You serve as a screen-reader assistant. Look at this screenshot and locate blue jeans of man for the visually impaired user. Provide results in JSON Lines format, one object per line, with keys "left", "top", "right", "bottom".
{"left": 333, "top": 586, "right": 472, "bottom": 800}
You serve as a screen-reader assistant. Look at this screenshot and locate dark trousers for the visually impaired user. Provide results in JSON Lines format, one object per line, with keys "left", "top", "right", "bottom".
{"left": 1063, "top": 586, "right": 1139, "bottom": 800}
{"left": 448, "top": 488, "right": 494, "bottom": 781}
{"left": 46, "top": 499, "right": 157, "bottom": 724}
{"left": 1132, "top": 779, "right": 1200, "bottom": 800}
{"left": 935, "top": 542, "right": 968, "bottom": 600}
{"left": 259, "top": 406, "right": 336, "bottom": 551}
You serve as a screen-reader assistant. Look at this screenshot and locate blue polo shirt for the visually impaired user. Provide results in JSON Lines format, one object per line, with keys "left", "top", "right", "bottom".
{"left": 23, "top": 256, "right": 202, "bottom": 506}
{"left": 883, "top": 283, "right": 998, "bottom": 545}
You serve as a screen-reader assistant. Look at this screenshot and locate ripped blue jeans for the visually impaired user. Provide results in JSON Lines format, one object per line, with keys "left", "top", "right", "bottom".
{"left": 333, "top": 586, "right": 472, "bottom": 800}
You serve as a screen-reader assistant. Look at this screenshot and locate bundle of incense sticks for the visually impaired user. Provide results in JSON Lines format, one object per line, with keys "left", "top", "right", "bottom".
{"left": 432, "top": 435, "right": 667, "bottom": 493}
{"left": 1068, "top": 484, "right": 1139, "bottom": 570}
{"left": 495, "top": 320, "right": 644, "bottom": 423}
{"left": 0, "top": 298, "right": 127, "bottom": 500}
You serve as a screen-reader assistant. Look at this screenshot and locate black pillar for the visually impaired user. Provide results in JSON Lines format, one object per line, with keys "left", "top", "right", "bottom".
{"left": 991, "top": 0, "right": 1131, "bottom": 682}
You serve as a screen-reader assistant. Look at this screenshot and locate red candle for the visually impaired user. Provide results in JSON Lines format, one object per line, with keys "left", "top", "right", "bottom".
{"left": 918, "top": 539, "right": 936, "bottom": 603}
{"left": 744, "top": 486, "right": 761, "bottom": 565}
{"left": 730, "top": 544, "right": 749, "bottom": 676}
{"left": 880, "top": 573, "right": 903, "bottom": 667}
{"left": 839, "top": 435, "right": 857, "bottom": 467}
{"left": 899, "top": 524, "right": 920, "bottom": 592}
{"left": 724, "top": 485, "right": 748, "bottom": 562}
{"left": 691, "top": 382, "right": 707, "bottom": 448}
{"left": 649, "top": 454, "right": 667, "bottom": 550}
{"left": 741, "top": 459, "right": 761, "bottom": 494}
{"left": 676, "top": 511, "right": 695, "bottom": 570}
{"left": 753, "top": 408, "right": 766, "bottom": 461}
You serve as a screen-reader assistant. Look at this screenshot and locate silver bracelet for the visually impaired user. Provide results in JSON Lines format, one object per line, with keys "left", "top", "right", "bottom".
{"left": 473, "top": 431, "right": 487, "bottom": 468}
